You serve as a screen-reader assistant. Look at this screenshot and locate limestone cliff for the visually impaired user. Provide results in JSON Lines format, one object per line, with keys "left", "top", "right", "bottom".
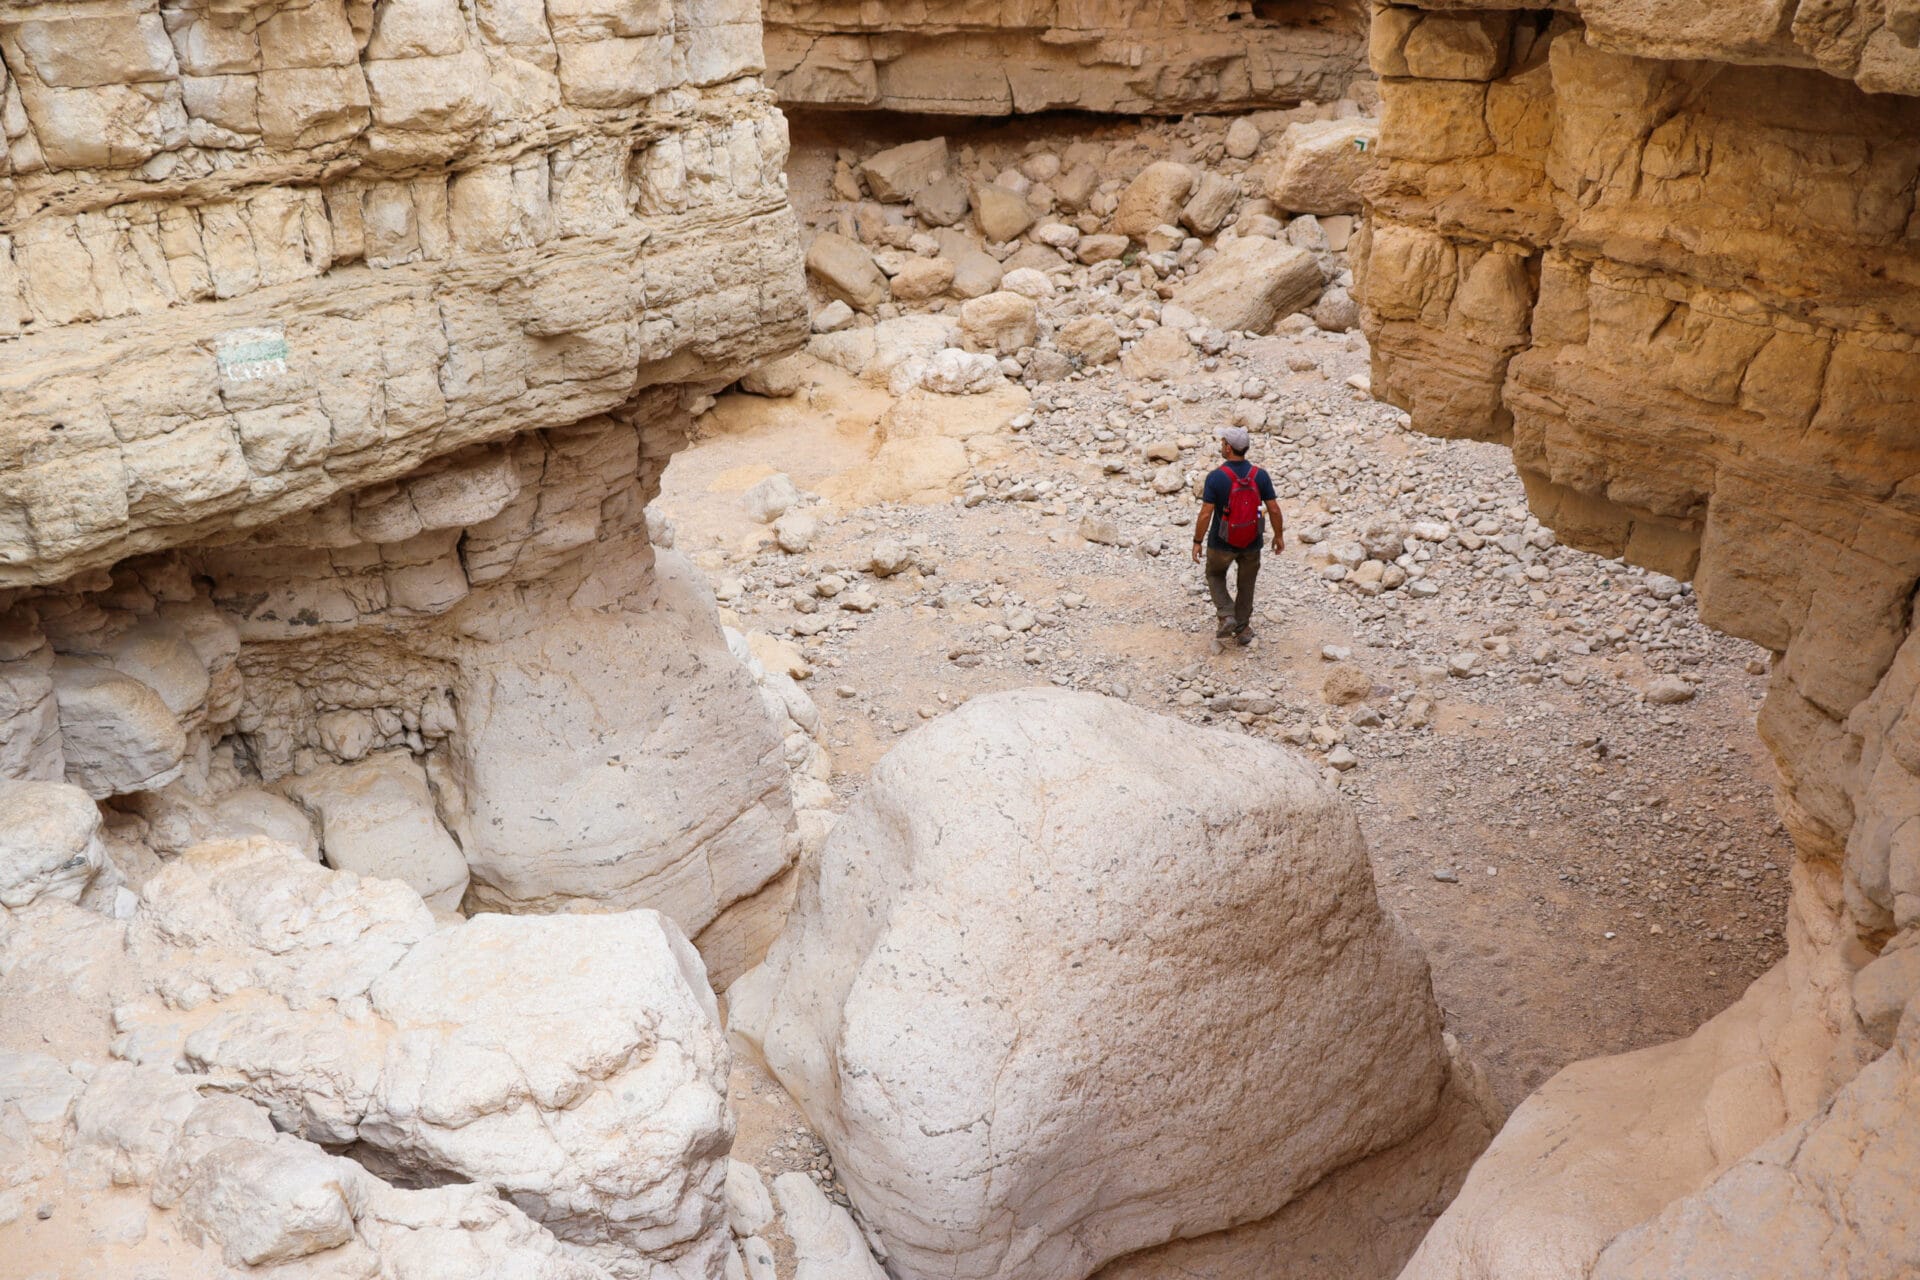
{"left": 1356, "top": 1, "right": 1920, "bottom": 1273}
{"left": 0, "top": 0, "right": 810, "bottom": 970}
{"left": 764, "top": 0, "right": 1369, "bottom": 115}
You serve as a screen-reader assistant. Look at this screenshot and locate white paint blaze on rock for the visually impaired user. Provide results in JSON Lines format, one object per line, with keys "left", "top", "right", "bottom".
{"left": 730, "top": 689, "right": 1448, "bottom": 1280}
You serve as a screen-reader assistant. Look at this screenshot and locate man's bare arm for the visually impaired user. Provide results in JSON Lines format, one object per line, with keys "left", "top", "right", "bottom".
{"left": 1264, "top": 499, "right": 1285, "bottom": 551}
{"left": 1191, "top": 502, "right": 1214, "bottom": 562}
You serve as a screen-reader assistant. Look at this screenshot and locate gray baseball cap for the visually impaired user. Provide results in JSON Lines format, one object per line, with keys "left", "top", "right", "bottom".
{"left": 1218, "top": 425, "right": 1252, "bottom": 452}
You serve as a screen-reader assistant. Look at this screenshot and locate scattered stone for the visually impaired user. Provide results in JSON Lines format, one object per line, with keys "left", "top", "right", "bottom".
{"left": 774, "top": 513, "right": 818, "bottom": 554}
{"left": 813, "top": 300, "right": 856, "bottom": 332}
{"left": 861, "top": 137, "right": 949, "bottom": 202}
{"left": 1225, "top": 116, "right": 1262, "bottom": 159}
{"left": 1268, "top": 119, "right": 1380, "bottom": 214}
{"left": 1646, "top": 676, "right": 1697, "bottom": 705}
{"left": 742, "top": 354, "right": 808, "bottom": 397}
{"left": 890, "top": 256, "right": 957, "bottom": 302}
{"left": 1114, "top": 161, "right": 1196, "bottom": 237}
{"left": 959, "top": 291, "right": 1039, "bottom": 354}
{"left": 869, "top": 541, "right": 913, "bottom": 577}
{"left": 1057, "top": 316, "right": 1122, "bottom": 367}
{"left": 1122, "top": 326, "right": 1195, "bottom": 381}
{"left": 744, "top": 473, "right": 802, "bottom": 524}
{"left": 1173, "top": 237, "right": 1325, "bottom": 334}
{"left": 807, "top": 233, "right": 890, "bottom": 310}
{"left": 973, "top": 183, "right": 1037, "bottom": 242}
{"left": 1323, "top": 664, "right": 1374, "bottom": 705}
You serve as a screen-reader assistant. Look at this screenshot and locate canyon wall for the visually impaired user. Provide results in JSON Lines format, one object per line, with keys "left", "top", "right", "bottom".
{"left": 0, "top": 0, "right": 810, "bottom": 962}
{"left": 0, "top": 2, "right": 815, "bottom": 1273}
{"left": 764, "top": 0, "right": 1369, "bottom": 115}
{"left": 1357, "top": 1, "right": 1920, "bottom": 1272}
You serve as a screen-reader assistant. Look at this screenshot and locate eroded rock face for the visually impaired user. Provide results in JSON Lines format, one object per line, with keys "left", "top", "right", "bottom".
{"left": 764, "top": 0, "right": 1369, "bottom": 115}
{"left": 0, "top": 0, "right": 813, "bottom": 969}
{"left": 109, "top": 839, "right": 735, "bottom": 1279}
{"left": 0, "top": 837, "right": 733, "bottom": 1279}
{"left": 3, "top": 1053, "right": 611, "bottom": 1279}
{"left": 731, "top": 688, "right": 1449, "bottom": 1280}
{"left": 1360, "top": 1, "right": 1920, "bottom": 1273}
{"left": 0, "top": 399, "right": 802, "bottom": 968}
{"left": 0, "top": 0, "right": 804, "bottom": 590}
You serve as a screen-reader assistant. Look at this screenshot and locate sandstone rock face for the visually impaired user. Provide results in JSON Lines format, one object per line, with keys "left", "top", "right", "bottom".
{"left": 0, "top": 0, "right": 811, "bottom": 967}
{"left": 763, "top": 1, "right": 1369, "bottom": 116}
{"left": 1589, "top": 1006, "right": 1920, "bottom": 1280}
{"left": 1362, "top": 2, "right": 1920, "bottom": 1273}
{"left": 731, "top": 689, "right": 1448, "bottom": 1280}
{"left": 0, "top": 777, "right": 104, "bottom": 909}
{"left": 0, "top": 0, "right": 804, "bottom": 591}
{"left": 2, "top": 1052, "right": 610, "bottom": 1279}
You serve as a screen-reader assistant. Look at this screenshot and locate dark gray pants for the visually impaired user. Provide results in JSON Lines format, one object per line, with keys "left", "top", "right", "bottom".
{"left": 1206, "top": 546, "right": 1261, "bottom": 629}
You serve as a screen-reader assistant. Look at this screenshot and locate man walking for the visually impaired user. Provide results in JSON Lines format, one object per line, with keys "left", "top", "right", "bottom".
{"left": 1191, "top": 426, "right": 1284, "bottom": 645}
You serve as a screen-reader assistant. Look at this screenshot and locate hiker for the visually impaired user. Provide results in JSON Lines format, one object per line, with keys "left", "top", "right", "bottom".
{"left": 1191, "top": 426, "right": 1284, "bottom": 645}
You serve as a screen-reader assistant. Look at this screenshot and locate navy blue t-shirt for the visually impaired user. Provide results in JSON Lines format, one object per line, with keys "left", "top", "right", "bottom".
{"left": 1202, "top": 460, "right": 1277, "bottom": 550}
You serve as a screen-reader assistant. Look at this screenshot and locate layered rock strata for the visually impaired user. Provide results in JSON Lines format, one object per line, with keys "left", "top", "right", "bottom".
{"left": 0, "top": 0, "right": 814, "bottom": 967}
{"left": 764, "top": 0, "right": 1369, "bottom": 115}
{"left": 1357, "top": 1, "right": 1920, "bottom": 1272}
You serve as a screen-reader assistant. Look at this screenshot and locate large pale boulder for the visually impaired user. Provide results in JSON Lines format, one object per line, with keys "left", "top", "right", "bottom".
{"left": 730, "top": 689, "right": 1447, "bottom": 1280}
{"left": 1172, "top": 237, "right": 1326, "bottom": 334}
{"left": 48, "top": 659, "right": 187, "bottom": 798}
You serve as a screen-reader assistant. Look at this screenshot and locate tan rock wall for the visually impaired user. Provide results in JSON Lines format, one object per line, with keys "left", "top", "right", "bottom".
{"left": 764, "top": 0, "right": 1369, "bottom": 115}
{"left": 0, "top": 0, "right": 806, "bottom": 590}
{"left": 0, "top": 0, "right": 811, "bottom": 971}
{"left": 1360, "top": 1, "right": 1920, "bottom": 1272}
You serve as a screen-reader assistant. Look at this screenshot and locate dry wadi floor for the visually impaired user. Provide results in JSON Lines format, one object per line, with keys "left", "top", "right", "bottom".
{"left": 663, "top": 120, "right": 1795, "bottom": 1266}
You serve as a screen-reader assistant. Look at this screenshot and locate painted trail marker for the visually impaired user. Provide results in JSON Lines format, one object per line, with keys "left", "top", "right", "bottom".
{"left": 216, "top": 326, "right": 289, "bottom": 382}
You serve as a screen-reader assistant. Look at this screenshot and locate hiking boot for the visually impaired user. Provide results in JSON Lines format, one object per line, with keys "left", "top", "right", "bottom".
{"left": 1233, "top": 623, "right": 1254, "bottom": 647}
{"left": 1215, "top": 617, "right": 1237, "bottom": 638}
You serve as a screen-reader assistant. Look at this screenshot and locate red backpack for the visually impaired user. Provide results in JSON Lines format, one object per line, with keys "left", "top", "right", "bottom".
{"left": 1220, "top": 464, "right": 1265, "bottom": 548}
